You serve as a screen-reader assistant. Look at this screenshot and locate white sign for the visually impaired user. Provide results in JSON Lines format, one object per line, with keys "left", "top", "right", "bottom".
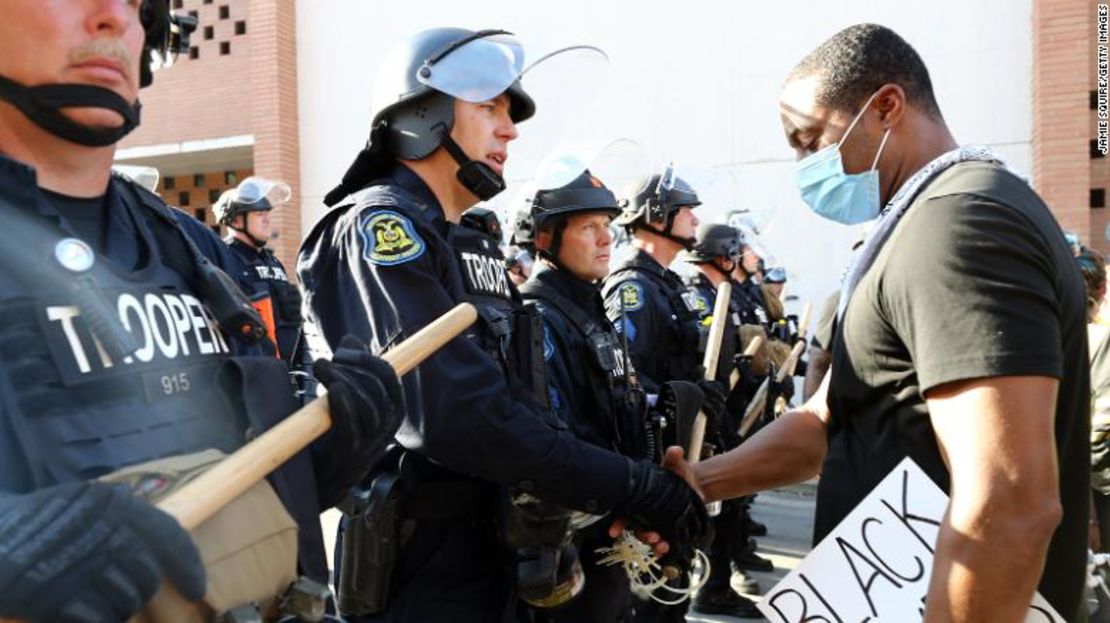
{"left": 757, "top": 457, "right": 1064, "bottom": 622}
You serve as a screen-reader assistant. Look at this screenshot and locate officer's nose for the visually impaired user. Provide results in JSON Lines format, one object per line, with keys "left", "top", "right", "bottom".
{"left": 87, "top": 0, "right": 133, "bottom": 38}
{"left": 599, "top": 225, "right": 612, "bottom": 247}
{"left": 498, "top": 117, "right": 519, "bottom": 142}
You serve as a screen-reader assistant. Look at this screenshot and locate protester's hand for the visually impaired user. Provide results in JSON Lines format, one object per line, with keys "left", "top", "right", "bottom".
{"left": 313, "top": 336, "right": 405, "bottom": 490}
{"left": 0, "top": 481, "right": 206, "bottom": 622}
{"left": 612, "top": 458, "right": 709, "bottom": 563}
{"left": 609, "top": 446, "right": 708, "bottom": 556}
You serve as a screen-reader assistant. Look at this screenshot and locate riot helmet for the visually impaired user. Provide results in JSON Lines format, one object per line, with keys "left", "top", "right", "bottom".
{"left": 685, "top": 223, "right": 742, "bottom": 264}
{"left": 0, "top": 0, "right": 196, "bottom": 147}
{"left": 325, "top": 28, "right": 536, "bottom": 206}
{"left": 515, "top": 170, "right": 619, "bottom": 261}
{"left": 615, "top": 164, "right": 701, "bottom": 249}
{"left": 214, "top": 177, "right": 291, "bottom": 247}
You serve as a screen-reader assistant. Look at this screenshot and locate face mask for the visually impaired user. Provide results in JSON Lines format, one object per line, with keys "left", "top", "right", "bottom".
{"left": 795, "top": 90, "right": 890, "bottom": 225}
{"left": 0, "top": 75, "right": 141, "bottom": 147}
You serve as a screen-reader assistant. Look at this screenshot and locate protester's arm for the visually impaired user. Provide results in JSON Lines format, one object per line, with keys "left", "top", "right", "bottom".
{"left": 687, "top": 369, "right": 831, "bottom": 502}
{"left": 924, "top": 375, "right": 1062, "bottom": 623}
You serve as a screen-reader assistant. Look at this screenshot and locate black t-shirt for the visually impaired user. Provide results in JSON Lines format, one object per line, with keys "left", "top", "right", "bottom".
{"left": 818, "top": 161, "right": 1089, "bottom": 620}
{"left": 42, "top": 189, "right": 108, "bottom": 252}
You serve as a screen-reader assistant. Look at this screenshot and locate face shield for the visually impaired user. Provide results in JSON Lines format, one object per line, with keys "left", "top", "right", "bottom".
{"left": 233, "top": 177, "right": 292, "bottom": 211}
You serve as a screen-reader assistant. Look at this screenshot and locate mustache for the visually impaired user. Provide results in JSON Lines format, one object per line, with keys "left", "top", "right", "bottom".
{"left": 69, "top": 39, "right": 136, "bottom": 81}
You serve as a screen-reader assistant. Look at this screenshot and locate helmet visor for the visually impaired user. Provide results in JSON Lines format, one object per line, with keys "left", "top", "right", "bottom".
{"left": 416, "top": 32, "right": 527, "bottom": 104}
{"left": 235, "top": 177, "right": 292, "bottom": 209}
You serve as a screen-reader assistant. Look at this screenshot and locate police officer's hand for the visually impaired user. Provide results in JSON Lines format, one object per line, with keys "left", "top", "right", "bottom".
{"left": 612, "top": 457, "right": 709, "bottom": 561}
{"left": 695, "top": 377, "right": 727, "bottom": 423}
{"left": 0, "top": 481, "right": 206, "bottom": 622}
{"left": 313, "top": 336, "right": 404, "bottom": 485}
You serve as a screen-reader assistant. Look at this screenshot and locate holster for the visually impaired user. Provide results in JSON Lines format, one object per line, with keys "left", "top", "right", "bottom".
{"left": 335, "top": 471, "right": 405, "bottom": 616}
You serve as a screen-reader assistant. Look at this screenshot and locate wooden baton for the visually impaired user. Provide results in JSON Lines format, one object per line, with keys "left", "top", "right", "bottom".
{"left": 685, "top": 281, "right": 731, "bottom": 463}
{"left": 160, "top": 302, "right": 478, "bottom": 531}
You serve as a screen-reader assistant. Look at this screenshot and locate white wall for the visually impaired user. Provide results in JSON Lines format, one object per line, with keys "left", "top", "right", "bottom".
{"left": 297, "top": 0, "right": 1032, "bottom": 309}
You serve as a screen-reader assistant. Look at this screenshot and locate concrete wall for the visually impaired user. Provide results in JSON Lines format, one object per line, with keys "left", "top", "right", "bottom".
{"left": 297, "top": 0, "right": 1033, "bottom": 307}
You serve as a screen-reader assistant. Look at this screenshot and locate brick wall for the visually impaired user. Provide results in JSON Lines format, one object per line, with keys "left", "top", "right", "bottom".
{"left": 118, "top": 0, "right": 302, "bottom": 275}
{"left": 157, "top": 168, "right": 252, "bottom": 231}
{"left": 248, "top": 0, "right": 302, "bottom": 274}
{"left": 121, "top": 0, "right": 253, "bottom": 147}
{"left": 1033, "top": 0, "right": 1110, "bottom": 255}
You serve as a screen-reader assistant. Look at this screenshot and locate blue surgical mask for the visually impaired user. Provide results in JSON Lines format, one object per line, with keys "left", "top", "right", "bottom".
{"left": 795, "top": 91, "right": 891, "bottom": 225}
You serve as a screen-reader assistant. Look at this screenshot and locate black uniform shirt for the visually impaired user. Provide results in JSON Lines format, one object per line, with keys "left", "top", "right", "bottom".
{"left": 226, "top": 237, "right": 302, "bottom": 364}
{"left": 297, "top": 165, "right": 632, "bottom": 513}
{"left": 527, "top": 262, "right": 625, "bottom": 450}
{"left": 601, "top": 249, "right": 704, "bottom": 391}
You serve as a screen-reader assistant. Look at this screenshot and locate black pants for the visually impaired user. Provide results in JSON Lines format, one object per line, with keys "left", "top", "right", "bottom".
{"left": 337, "top": 515, "right": 523, "bottom": 623}
{"left": 703, "top": 500, "right": 743, "bottom": 592}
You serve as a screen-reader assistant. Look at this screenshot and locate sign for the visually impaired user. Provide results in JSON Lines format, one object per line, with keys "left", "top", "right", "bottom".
{"left": 757, "top": 458, "right": 1064, "bottom": 622}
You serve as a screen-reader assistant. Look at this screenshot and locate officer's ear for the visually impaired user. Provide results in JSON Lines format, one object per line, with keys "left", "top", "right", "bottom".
{"left": 535, "top": 226, "right": 554, "bottom": 253}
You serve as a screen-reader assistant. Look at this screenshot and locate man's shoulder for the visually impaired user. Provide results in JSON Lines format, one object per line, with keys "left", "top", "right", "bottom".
{"left": 915, "top": 161, "right": 1048, "bottom": 227}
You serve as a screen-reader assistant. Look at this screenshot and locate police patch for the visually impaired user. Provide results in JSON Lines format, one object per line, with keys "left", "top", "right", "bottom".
{"left": 360, "top": 211, "right": 425, "bottom": 266}
{"left": 619, "top": 282, "right": 645, "bottom": 312}
{"left": 693, "top": 294, "right": 709, "bottom": 313}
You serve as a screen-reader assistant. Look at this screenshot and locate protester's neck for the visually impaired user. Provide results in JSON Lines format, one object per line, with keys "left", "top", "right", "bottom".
{"left": 402, "top": 152, "right": 475, "bottom": 224}
{"left": 633, "top": 232, "right": 681, "bottom": 268}
{"left": 884, "top": 115, "right": 958, "bottom": 203}
{"left": 0, "top": 117, "right": 114, "bottom": 198}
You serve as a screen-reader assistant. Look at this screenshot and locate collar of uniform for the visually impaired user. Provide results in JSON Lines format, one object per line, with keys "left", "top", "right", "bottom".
{"left": 227, "top": 235, "right": 266, "bottom": 257}
{"left": 390, "top": 164, "right": 444, "bottom": 219}
{"left": 624, "top": 248, "right": 667, "bottom": 278}
{"left": 0, "top": 153, "right": 47, "bottom": 215}
{"left": 531, "top": 261, "right": 606, "bottom": 316}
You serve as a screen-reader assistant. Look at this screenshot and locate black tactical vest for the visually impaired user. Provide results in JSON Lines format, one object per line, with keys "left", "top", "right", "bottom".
{"left": 0, "top": 188, "right": 246, "bottom": 489}
{"left": 520, "top": 279, "right": 649, "bottom": 459}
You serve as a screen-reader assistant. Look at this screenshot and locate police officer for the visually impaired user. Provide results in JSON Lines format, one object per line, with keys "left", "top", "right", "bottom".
{"left": 297, "top": 28, "right": 708, "bottom": 622}
{"left": 512, "top": 170, "right": 713, "bottom": 621}
{"left": 730, "top": 233, "right": 772, "bottom": 328}
{"left": 682, "top": 223, "right": 763, "bottom": 618}
{"left": 601, "top": 171, "right": 726, "bottom": 623}
{"left": 214, "top": 177, "right": 305, "bottom": 367}
{"left": 0, "top": 2, "right": 403, "bottom": 620}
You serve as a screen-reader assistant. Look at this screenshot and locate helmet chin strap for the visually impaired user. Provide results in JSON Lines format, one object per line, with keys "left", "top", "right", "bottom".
{"left": 438, "top": 133, "right": 506, "bottom": 201}
{"left": 704, "top": 258, "right": 736, "bottom": 281}
{"left": 639, "top": 217, "right": 695, "bottom": 251}
{"left": 229, "top": 221, "right": 268, "bottom": 249}
{"left": 0, "top": 75, "right": 141, "bottom": 147}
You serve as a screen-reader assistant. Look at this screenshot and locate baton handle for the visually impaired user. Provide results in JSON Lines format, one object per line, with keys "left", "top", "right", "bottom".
{"left": 160, "top": 303, "right": 478, "bottom": 531}
{"left": 687, "top": 282, "right": 731, "bottom": 463}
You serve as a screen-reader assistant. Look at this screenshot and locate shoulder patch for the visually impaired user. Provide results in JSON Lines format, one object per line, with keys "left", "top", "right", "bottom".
{"left": 618, "top": 281, "right": 645, "bottom": 312}
{"left": 359, "top": 210, "right": 426, "bottom": 266}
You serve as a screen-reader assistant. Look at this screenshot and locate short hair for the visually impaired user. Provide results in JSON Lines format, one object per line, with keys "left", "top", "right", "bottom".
{"left": 789, "top": 23, "right": 942, "bottom": 120}
{"left": 1078, "top": 245, "right": 1107, "bottom": 320}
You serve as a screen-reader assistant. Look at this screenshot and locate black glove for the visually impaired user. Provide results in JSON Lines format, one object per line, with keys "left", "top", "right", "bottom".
{"left": 0, "top": 481, "right": 206, "bottom": 622}
{"left": 695, "top": 378, "right": 727, "bottom": 424}
{"left": 312, "top": 335, "right": 405, "bottom": 504}
{"left": 615, "top": 460, "right": 709, "bottom": 562}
